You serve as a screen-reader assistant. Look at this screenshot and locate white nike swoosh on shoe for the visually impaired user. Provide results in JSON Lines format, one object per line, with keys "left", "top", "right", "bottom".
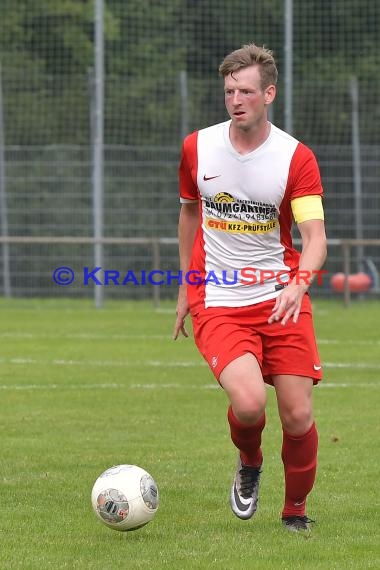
{"left": 233, "top": 488, "right": 251, "bottom": 509}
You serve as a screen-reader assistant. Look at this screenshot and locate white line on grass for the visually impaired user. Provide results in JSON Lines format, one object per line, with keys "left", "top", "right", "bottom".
{"left": 0, "top": 357, "right": 380, "bottom": 370}
{"left": 1, "top": 332, "right": 379, "bottom": 346}
{"left": 0, "top": 332, "right": 170, "bottom": 340}
{"left": 0, "top": 382, "right": 218, "bottom": 391}
{"left": 0, "top": 382, "right": 378, "bottom": 391}
{"left": 0, "top": 356, "right": 379, "bottom": 369}
{"left": 0, "top": 357, "right": 205, "bottom": 367}
{"left": 318, "top": 339, "right": 380, "bottom": 346}
{"left": 0, "top": 383, "right": 121, "bottom": 390}
{"left": 323, "top": 362, "right": 380, "bottom": 369}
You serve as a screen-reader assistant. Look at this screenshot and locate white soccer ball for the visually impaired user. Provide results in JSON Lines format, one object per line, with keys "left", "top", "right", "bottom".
{"left": 91, "top": 464, "right": 159, "bottom": 531}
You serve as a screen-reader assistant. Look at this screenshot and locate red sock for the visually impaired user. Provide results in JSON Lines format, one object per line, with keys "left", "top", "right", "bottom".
{"left": 227, "top": 405, "right": 265, "bottom": 467}
{"left": 281, "top": 422, "right": 318, "bottom": 517}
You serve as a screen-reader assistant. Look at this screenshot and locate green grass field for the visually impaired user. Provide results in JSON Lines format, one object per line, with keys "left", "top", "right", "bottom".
{"left": 0, "top": 298, "right": 379, "bottom": 569}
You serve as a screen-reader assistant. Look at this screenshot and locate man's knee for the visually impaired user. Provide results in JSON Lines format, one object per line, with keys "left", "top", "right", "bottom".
{"left": 220, "top": 353, "right": 266, "bottom": 424}
{"left": 280, "top": 406, "right": 313, "bottom": 434}
{"left": 231, "top": 391, "right": 266, "bottom": 425}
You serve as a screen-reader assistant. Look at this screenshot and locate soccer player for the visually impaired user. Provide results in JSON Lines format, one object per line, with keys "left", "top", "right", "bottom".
{"left": 173, "top": 43, "right": 327, "bottom": 532}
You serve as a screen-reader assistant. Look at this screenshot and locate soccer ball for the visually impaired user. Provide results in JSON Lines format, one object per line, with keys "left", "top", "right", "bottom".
{"left": 91, "top": 464, "right": 159, "bottom": 531}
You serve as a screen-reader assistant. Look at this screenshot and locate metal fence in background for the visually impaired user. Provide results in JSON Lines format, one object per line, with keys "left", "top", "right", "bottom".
{"left": 0, "top": 0, "right": 379, "bottom": 303}
{"left": 1, "top": 235, "right": 379, "bottom": 307}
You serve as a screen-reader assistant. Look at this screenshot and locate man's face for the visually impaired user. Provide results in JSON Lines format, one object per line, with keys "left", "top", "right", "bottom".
{"left": 224, "top": 65, "right": 275, "bottom": 132}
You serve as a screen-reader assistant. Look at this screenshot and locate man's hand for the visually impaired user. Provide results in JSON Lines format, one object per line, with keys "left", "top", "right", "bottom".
{"left": 173, "top": 292, "right": 190, "bottom": 340}
{"left": 268, "top": 283, "right": 306, "bottom": 325}
{"left": 269, "top": 219, "right": 327, "bottom": 326}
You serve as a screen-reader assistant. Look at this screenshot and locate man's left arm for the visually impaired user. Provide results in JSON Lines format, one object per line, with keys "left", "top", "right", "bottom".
{"left": 268, "top": 218, "right": 327, "bottom": 325}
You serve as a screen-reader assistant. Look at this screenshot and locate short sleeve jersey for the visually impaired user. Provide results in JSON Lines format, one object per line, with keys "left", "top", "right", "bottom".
{"left": 179, "top": 120, "right": 323, "bottom": 310}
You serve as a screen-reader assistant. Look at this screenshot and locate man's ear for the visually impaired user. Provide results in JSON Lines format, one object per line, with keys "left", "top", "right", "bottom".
{"left": 265, "top": 85, "right": 276, "bottom": 105}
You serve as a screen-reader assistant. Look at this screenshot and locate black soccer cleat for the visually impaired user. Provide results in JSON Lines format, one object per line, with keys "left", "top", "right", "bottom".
{"left": 230, "top": 457, "right": 262, "bottom": 520}
{"left": 281, "top": 515, "right": 315, "bottom": 532}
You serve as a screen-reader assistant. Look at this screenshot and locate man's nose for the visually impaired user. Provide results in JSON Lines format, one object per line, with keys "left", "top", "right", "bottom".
{"left": 232, "top": 91, "right": 242, "bottom": 105}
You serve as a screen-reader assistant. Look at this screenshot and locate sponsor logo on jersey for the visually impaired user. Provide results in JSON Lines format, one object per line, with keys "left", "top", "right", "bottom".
{"left": 213, "top": 191, "right": 234, "bottom": 202}
{"left": 204, "top": 194, "right": 277, "bottom": 222}
{"left": 205, "top": 216, "right": 278, "bottom": 234}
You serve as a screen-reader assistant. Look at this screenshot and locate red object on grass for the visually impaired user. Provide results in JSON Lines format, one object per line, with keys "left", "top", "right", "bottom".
{"left": 330, "top": 272, "right": 372, "bottom": 293}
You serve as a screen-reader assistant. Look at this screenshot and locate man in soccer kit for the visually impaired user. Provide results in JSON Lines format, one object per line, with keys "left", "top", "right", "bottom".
{"left": 173, "top": 44, "right": 327, "bottom": 532}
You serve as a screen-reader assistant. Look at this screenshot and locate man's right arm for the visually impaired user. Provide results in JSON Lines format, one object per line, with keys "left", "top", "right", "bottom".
{"left": 173, "top": 202, "right": 199, "bottom": 340}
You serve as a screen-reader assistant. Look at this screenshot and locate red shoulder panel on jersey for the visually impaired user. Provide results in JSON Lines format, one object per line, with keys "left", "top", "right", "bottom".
{"left": 179, "top": 131, "right": 199, "bottom": 201}
{"left": 286, "top": 143, "right": 323, "bottom": 200}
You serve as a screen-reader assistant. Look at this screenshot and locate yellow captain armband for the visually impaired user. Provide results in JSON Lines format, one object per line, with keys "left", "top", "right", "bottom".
{"left": 291, "top": 195, "right": 324, "bottom": 224}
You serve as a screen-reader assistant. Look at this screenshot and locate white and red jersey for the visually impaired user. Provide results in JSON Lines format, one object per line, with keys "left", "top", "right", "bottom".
{"left": 179, "top": 120, "right": 323, "bottom": 310}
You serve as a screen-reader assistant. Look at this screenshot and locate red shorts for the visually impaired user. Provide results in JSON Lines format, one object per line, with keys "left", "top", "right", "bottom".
{"left": 191, "top": 294, "right": 322, "bottom": 385}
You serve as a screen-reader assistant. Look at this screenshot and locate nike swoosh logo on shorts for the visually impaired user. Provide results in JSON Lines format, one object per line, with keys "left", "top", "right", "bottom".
{"left": 313, "top": 364, "right": 322, "bottom": 371}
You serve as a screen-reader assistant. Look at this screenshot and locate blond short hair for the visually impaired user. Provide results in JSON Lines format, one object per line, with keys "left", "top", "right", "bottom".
{"left": 219, "top": 43, "right": 278, "bottom": 90}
